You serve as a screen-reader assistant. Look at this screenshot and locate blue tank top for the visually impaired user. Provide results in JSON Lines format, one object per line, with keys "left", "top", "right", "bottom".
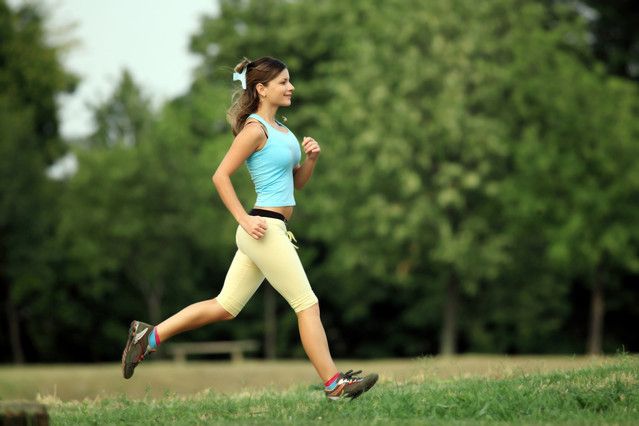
{"left": 245, "top": 113, "right": 302, "bottom": 207}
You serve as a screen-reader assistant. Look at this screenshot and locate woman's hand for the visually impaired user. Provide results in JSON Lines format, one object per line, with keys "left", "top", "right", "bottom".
{"left": 302, "top": 137, "right": 321, "bottom": 161}
{"left": 241, "top": 215, "right": 268, "bottom": 240}
{"left": 294, "top": 137, "right": 321, "bottom": 189}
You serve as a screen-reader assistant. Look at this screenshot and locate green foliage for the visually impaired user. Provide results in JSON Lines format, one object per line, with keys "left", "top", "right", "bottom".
{"left": 0, "top": 96, "right": 56, "bottom": 325}
{"left": 54, "top": 72, "right": 242, "bottom": 358}
{"left": 0, "top": 1, "right": 77, "bottom": 159}
{"left": 87, "top": 70, "right": 154, "bottom": 148}
{"left": 297, "top": 0, "right": 521, "bottom": 354}
{"left": 0, "top": 0, "right": 76, "bottom": 362}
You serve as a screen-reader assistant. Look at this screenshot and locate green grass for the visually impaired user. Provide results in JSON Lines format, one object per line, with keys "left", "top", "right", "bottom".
{"left": 2, "top": 356, "right": 612, "bottom": 401}
{"left": 47, "top": 356, "right": 638, "bottom": 425}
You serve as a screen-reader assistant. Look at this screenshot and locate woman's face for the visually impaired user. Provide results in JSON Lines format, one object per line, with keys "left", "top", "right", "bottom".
{"left": 263, "top": 68, "right": 295, "bottom": 107}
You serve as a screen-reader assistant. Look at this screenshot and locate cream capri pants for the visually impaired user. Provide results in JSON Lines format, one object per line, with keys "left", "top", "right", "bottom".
{"left": 216, "top": 217, "right": 319, "bottom": 317}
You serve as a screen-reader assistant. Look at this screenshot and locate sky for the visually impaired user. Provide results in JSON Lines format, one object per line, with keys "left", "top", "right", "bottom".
{"left": 9, "top": 0, "right": 219, "bottom": 138}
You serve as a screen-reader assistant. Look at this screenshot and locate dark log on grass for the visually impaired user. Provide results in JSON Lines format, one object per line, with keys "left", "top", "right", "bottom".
{"left": 0, "top": 401, "right": 48, "bottom": 426}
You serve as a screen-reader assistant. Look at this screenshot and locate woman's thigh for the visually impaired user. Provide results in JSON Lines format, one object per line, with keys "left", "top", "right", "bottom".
{"left": 216, "top": 249, "right": 265, "bottom": 317}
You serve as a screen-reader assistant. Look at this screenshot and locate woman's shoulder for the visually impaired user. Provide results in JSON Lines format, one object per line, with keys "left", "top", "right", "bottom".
{"left": 236, "top": 119, "right": 268, "bottom": 154}
{"left": 247, "top": 113, "right": 268, "bottom": 126}
{"left": 239, "top": 120, "right": 267, "bottom": 138}
{"left": 243, "top": 118, "right": 268, "bottom": 138}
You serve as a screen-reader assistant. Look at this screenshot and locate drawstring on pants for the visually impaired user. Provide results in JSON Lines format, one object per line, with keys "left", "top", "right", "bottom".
{"left": 287, "top": 231, "right": 299, "bottom": 249}
{"left": 248, "top": 208, "right": 298, "bottom": 249}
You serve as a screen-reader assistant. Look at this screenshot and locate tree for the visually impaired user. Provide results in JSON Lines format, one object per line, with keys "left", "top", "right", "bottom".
{"left": 297, "top": 0, "right": 639, "bottom": 355}
{"left": 500, "top": 68, "right": 639, "bottom": 354}
{"left": 494, "top": 2, "right": 639, "bottom": 354}
{"left": 88, "top": 70, "right": 153, "bottom": 148}
{"left": 187, "top": 0, "right": 639, "bottom": 357}
{"left": 308, "top": 0, "right": 521, "bottom": 355}
{"left": 53, "top": 70, "right": 245, "bottom": 360}
{"left": 63, "top": 73, "right": 191, "bottom": 322}
{"left": 0, "top": 0, "right": 75, "bottom": 363}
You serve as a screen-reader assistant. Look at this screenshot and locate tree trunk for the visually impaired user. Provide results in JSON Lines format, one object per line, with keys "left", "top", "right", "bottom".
{"left": 5, "top": 283, "right": 25, "bottom": 364}
{"left": 440, "top": 273, "right": 459, "bottom": 356}
{"left": 147, "top": 287, "right": 163, "bottom": 326}
{"left": 587, "top": 268, "right": 605, "bottom": 355}
{"left": 264, "top": 283, "right": 277, "bottom": 359}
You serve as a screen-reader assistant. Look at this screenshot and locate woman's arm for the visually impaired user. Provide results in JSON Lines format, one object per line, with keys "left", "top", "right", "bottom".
{"left": 212, "top": 125, "right": 269, "bottom": 239}
{"left": 294, "top": 136, "right": 321, "bottom": 189}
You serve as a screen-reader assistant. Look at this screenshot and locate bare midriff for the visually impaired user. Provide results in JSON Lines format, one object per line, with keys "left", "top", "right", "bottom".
{"left": 255, "top": 206, "right": 294, "bottom": 221}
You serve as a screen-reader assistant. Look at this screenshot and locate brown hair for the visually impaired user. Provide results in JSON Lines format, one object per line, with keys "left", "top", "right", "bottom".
{"left": 227, "top": 57, "right": 288, "bottom": 136}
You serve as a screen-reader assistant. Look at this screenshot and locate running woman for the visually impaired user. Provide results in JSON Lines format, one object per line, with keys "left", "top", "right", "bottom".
{"left": 121, "top": 57, "right": 378, "bottom": 400}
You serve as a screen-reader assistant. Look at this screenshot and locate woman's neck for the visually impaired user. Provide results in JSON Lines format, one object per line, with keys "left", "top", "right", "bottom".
{"left": 255, "top": 104, "right": 279, "bottom": 124}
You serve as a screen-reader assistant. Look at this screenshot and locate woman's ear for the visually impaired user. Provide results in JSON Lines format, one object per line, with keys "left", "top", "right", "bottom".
{"left": 256, "top": 82, "right": 267, "bottom": 98}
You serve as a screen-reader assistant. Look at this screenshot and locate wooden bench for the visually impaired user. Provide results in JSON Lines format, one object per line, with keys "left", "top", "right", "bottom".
{"left": 166, "top": 340, "right": 259, "bottom": 363}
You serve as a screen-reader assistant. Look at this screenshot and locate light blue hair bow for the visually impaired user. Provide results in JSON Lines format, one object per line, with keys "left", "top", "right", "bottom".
{"left": 232, "top": 67, "right": 247, "bottom": 89}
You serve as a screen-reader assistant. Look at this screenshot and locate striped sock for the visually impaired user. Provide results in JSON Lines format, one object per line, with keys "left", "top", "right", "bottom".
{"left": 324, "top": 372, "right": 340, "bottom": 391}
{"left": 148, "top": 327, "right": 161, "bottom": 350}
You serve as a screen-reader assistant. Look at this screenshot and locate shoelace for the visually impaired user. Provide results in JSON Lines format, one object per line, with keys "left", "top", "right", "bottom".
{"left": 137, "top": 346, "right": 155, "bottom": 363}
{"left": 342, "top": 369, "right": 363, "bottom": 383}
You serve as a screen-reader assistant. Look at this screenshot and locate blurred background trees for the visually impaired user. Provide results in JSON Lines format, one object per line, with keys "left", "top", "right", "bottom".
{"left": 1, "top": 0, "right": 637, "bottom": 363}
{"left": 0, "top": 0, "right": 76, "bottom": 363}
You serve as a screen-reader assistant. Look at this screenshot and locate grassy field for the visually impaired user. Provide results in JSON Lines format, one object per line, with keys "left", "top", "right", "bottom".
{"left": 1, "top": 355, "right": 637, "bottom": 424}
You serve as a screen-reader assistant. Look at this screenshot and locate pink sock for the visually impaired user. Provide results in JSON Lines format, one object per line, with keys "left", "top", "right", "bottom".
{"left": 149, "top": 327, "right": 161, "bottom": 349}
{"left": 324, "top": 372, "right": 340, "bottom": 387}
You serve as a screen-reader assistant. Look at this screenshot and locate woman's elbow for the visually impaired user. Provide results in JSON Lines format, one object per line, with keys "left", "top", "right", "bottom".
{"left": 212, "top": 170, "right": 227, "bottom": 187}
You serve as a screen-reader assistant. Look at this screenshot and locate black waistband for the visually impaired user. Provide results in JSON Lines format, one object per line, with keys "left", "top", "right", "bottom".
{"left": 249, "top": 208, "right": 287, "bottom": 222}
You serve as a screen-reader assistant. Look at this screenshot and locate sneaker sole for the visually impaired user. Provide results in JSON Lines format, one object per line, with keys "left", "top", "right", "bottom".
{"left": 121, "top": 320, "right": 139, "bottom": 379}
{"left": 348, "top": 373, "right": 378, "bottom": 400}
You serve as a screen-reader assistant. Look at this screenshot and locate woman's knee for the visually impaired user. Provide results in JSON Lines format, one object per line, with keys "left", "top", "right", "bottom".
{"left": 211, "top": 298, "right": 236, "bottom": 321}
{"left": 219, "top": 308, "right": 235, "bottom": 321}
{"left": 296, "top": 302, "right": 320, "bottom": 317}
{"left": 289, "top": 291, "right": 319, "bottom": 314}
